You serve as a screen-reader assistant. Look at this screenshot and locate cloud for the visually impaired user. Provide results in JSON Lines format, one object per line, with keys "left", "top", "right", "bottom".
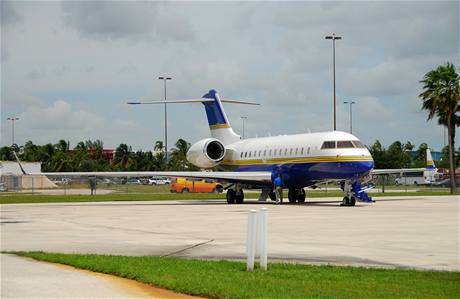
{"left": 4, "top": 100, "right": 142, "bottom": 148}
{"left": 1, "top": 1, "right": 457, "bottom": 151}
{"left": 0, "top": 1, "right": 23, "bottom": 26}
{"left": 61, "top": 1, "right": 194, "bottom": 42}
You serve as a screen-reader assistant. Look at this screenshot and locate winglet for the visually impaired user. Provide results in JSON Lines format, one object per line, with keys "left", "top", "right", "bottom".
{"left": 426, "top": 148, "right": 436, "bottom": 170}
{"left": 12, "top": 151, "right": 28, "bottom": 175}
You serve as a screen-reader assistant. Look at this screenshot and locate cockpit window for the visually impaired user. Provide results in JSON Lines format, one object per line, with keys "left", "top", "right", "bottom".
{"left": 321, "top": 141, "right": 336, "bottom": 149}
{"left": 352, "top": 140, "right": 365, "bottom": 148}
{"left": 337, "top": 141, "right": 355, "bottom": 148}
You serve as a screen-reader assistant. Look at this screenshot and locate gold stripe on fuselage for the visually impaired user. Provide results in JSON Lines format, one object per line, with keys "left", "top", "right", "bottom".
{"left": 209, "top": 123, "right": 231, "bottom": 129}
{"left": 222, "top": 155, "right": 374, "bottom": 166}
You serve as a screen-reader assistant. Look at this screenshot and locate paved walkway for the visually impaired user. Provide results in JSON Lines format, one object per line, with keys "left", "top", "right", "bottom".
{"left": 1, "top": 254, "right": 199, "bottom": 298}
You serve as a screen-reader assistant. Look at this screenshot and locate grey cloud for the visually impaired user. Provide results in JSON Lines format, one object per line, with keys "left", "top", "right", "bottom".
{"left": 61, "top": 1, "right": 194, "bottom": 42}
{"left": 1, "top": 1, "right": 23, "bottom": 25}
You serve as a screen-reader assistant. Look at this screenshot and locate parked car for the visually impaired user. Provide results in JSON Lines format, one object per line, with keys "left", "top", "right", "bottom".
{"left": 148, "top": 177, "right": 171, "bottom": 185}
{"left": 170, "top": 178, "right": 223, "bottom": 193}
{"left": 126, "top": 178, "right": 142, "bottom": 185}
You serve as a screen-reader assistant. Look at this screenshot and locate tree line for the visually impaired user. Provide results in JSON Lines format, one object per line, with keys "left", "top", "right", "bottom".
{"left": 0, "top": 139, "right": 199, "bottom": 172}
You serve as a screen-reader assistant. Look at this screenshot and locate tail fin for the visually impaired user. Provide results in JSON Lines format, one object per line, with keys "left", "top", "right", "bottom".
{"left": 127, "top": 89, "right": 258, "bottom": 145}
{"left": 426, "top": 148, "right": 436, "bottom": 170}
{"left": 201, "top": 90, "right": 241, "bottom": 145}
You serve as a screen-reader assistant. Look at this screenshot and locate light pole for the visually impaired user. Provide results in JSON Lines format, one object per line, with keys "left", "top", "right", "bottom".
{"left": 343, "top": 100, "right": 355, "bottom": 134}
{"left": 241, "top": 116, "right": 247, "bottom": 139}
{"left": 325, "top": 33, "right": 342, "bottom": 131}
{"left": 7, "top": 117, "right": 19, "bottom": 145}
{"left": 158, "top": 76, "right": 172, "bottom": 161}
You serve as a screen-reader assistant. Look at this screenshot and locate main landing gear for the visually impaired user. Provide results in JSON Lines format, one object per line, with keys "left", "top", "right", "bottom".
{"left": 226, "top": 185, "right": 244, "bottom": 204}
{"left": 341, "top": 195, "right": 356, "bottom": 207}
{"left": 288, "top": 188, "right": 306, "bottom": 203}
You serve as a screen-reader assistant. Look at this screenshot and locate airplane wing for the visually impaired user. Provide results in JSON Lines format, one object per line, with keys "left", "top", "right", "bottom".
{"left": 371, "top": 149, "right": 437, "bottom": 176}
{"left": 36, "top": 171, "right": 273, "bottom": 185}
{"left": 370, "top": 168, "right": 427, "bottom": 175}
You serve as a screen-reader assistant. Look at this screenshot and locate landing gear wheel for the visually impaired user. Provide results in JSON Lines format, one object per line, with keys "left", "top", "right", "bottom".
{"left": 341, "top": 196, "right": 356, "bottom": 206}
{"left": 350, "top": 196, "right": 356, "bottom": 206}
{"left": 226, "top": 189, "right": 236, "bottom": 204}
{"left": 235, "top": 189, "right": 244, "bottom": 204}
{"left": 297, "top": 188, "right": 306, "bottom": 203}
{"left": 269, "top": 190, "right": 276, "bottom": 201}
{"left": 288, "top": 189, "right": 298, "bottom": 203}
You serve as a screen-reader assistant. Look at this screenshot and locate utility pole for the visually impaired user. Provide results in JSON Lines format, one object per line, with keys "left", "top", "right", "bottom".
{"left": 325, "top": 33, "right": 342, "bottom": 131}
{"left": 158, "top": 76, "right": 172, "bottom": 161}
{"left": 343, "top": 100, "right": 356, "bottom": 134}
{"left": 7, "top": 117, "right": 19, "bottom": 145}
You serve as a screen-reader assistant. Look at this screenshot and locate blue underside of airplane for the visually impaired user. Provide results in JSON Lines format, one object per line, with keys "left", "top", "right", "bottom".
{"left": 235, "top": 161, "right": 374, "bottom": 188}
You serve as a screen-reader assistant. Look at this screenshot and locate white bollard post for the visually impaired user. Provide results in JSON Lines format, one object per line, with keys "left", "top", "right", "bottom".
{"left": 259, "top": 208, "right": 268, "bottom": 270}
{"left": 246, "top": 209, "right": 257, "bottom": 271}
{"left": 255, "top": 209, "right": 262, "bottom": 258}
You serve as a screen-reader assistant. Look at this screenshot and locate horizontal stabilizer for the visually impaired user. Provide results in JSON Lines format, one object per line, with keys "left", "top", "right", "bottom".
{"left": 127, "top": 98, "right": 259, "bottom": 105}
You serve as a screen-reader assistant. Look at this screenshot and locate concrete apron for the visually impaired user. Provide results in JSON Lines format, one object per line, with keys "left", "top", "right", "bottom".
{"left": 1, "top": 254, "right": 203, "bottom": 299}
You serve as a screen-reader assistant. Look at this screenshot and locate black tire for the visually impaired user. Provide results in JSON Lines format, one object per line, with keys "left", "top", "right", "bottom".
{"left": 181, "top": 188, "right": 189, "bottom": 193}
{"left": 288, "top": 189, "right": 297, "bottom": 203}
{"left": 297, "top": 188, "right": 306, "bottom": 203}
{"left": 269, "top": 190, "right": 276, "bottom": 201}
{"left": 341, "top": 196, "right": 349, "bottom": 206}
{"left": 350, "top": 196, "right": 356, "bottom": 206}
{"left": 235, "top": 189, "right": 244, "bottom": 204}
{"left": 226, "top": 189, "right": 236, "bottom": 204}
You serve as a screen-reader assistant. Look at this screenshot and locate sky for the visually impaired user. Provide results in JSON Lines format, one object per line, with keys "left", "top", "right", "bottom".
{"left": 1, "top": 1, "right": 459, "bottom": 152}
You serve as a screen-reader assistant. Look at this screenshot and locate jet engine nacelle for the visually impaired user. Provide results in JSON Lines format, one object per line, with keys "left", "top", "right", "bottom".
{"left": 187, "top": 138, "right": 226, "bottom": 168}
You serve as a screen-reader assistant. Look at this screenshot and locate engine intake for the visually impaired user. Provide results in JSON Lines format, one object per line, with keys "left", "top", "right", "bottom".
{"left": 187, "top": 138, "right": 226, "bottom": 168}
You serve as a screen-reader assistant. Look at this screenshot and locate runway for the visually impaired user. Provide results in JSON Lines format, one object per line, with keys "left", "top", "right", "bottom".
{"left": 1, "top": 195, "right": 458, "bottom": 271}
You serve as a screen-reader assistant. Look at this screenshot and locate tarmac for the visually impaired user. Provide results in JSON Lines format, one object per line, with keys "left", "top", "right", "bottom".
{"left": 1, "top": 195, "right": 459, "bottom": 297}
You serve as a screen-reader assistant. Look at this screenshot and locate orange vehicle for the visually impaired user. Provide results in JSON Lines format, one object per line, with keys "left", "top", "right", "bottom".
{"left": 170, "top": 178, "right": 224, "bottom": 193}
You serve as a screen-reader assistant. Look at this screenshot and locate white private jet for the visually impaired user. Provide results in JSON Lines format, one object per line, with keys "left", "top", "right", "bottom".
{"left": 32, "top": 89, "right": 437, "bottom": 206}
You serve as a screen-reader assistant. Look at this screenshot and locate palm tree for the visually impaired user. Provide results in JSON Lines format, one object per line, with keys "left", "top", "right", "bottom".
{"left": 170, "top": 139, "right": 191, "bottom": 170}
{"left": 419, "top": 62, "right": 459, "bottom": 193}
{"left": 154, "top": 140, "right": 164, "bottom": 152}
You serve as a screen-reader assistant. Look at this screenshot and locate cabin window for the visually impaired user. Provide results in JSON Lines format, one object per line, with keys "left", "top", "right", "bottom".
{"left": 263, "top": 149, "right": 266, "bottom": 156}
{"left": 337, "top": 141, "right": 355, "bottom": 148}
{"left": 269, "top": 149, "right": 272, "bottom": 156}
{"left": 352, "top": 140, "right": 365, "bottom": 148}
{"left": 321, "top": 141, "right": 336, "bottom": 149}
{"left": 249, "top": 151, "right": 252, "bottom": 158}
{"left": 301, "top": 147, "right": 304, "bottom": 155}
{"left": 258, "top": 150, "right": 261, "bottom": 157}
{"left": 240, "top": 152, "right": 243, "bottom": 158}
{"left": 290, "top": 148, "right": 293, "bottom": 155}
{"left": 295, "top": 148, "right": 298, "bottom": 155}
{"left": 283, "top": 148, "right": 287, "bottom": 155}
{"left": 307, "top": 147, "right": 310, "bottom": 154}
{"left": 244, "top": 152, "right": 248, "bottom": 158}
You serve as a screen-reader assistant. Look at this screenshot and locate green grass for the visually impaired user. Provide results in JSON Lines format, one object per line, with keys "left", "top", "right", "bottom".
{"left": 13, "top": 252, "right": 460, "bottom": 299}
{"left": 0, "top": 189, "right": 453, "bottom": 204}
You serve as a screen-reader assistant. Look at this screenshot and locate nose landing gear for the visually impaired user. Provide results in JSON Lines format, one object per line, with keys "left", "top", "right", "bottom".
{"left": 288, "top": 188, "right": 306, "bottom": 203}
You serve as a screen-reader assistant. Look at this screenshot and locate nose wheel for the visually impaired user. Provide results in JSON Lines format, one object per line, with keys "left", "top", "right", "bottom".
{"left": 341, "top": 196, "right": 356, "bottom": 206}
{"left": 288, "top": 188, "right": 306, "bottom": 203}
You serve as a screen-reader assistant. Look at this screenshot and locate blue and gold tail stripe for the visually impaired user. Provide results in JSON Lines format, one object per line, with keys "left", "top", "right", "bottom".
{"left": 209, "top": 123, "right": 231, "bottom": 130}
{"left": 202, "top": 89, "right": 230, "bottom": 129}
